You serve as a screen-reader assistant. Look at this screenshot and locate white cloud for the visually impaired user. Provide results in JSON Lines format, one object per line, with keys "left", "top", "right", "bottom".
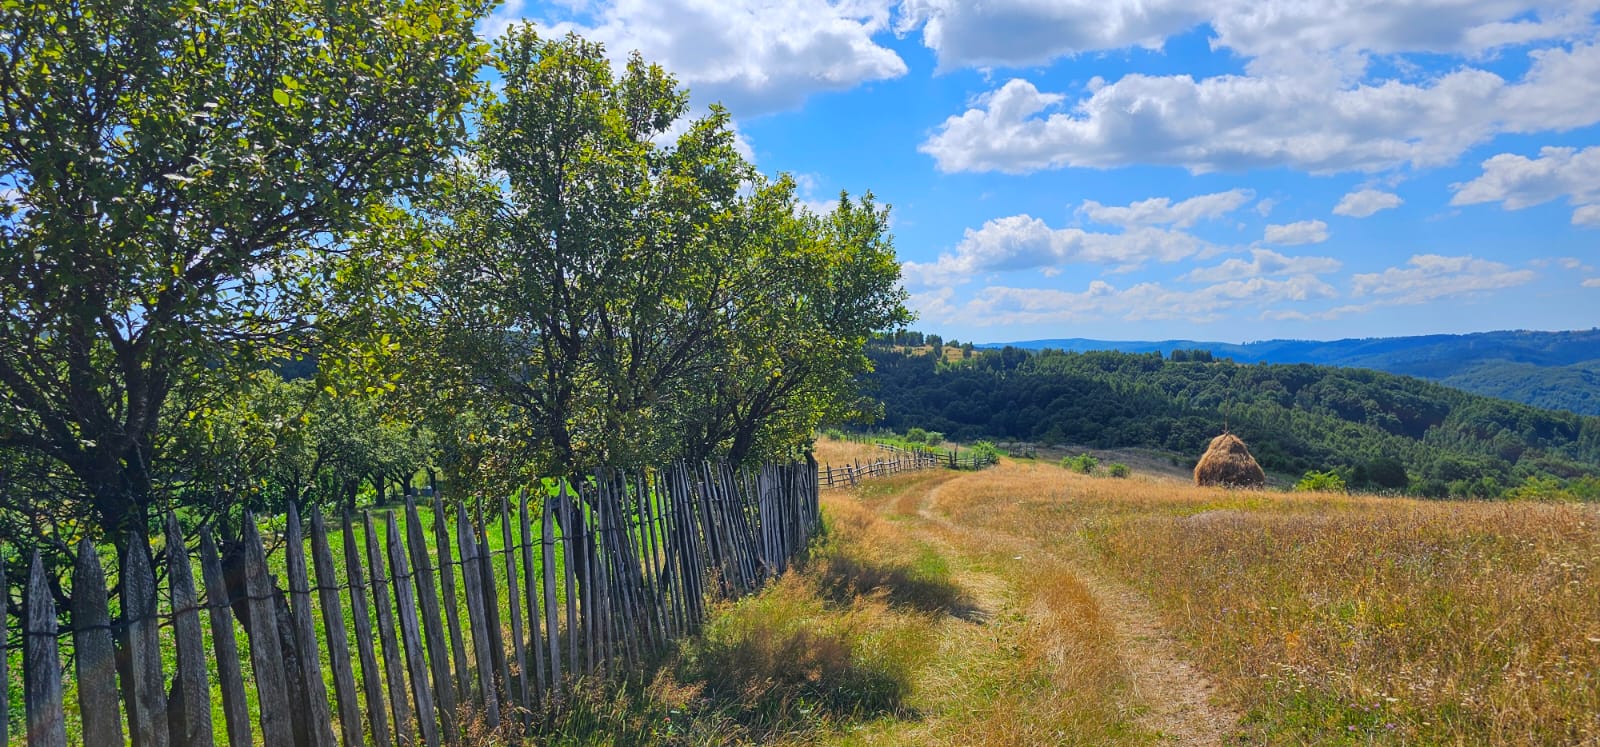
{"left": 897, "top": 1, "right": 1597, "bottom": 70}
{"left": 901, "top": 214, "right": 1212, "bottom": 287}
{"left": 1351, "top": 253, "right": 1536, "bottom": 304}
{"left": 1333, "top": 188, "right": 1404, "bottom": 217}
{"left": 1451, "top": 146, "right": 1600, "bottom": 226}
{"left": 1255, "top": 198, "right": 1277, "bottom": 217}
{"left": 1264, "top": 220, "right": 1330, "bottom": 245}
{"left": 1078, "top": 189, "right": 1254, "bottom": 228}
{"left": 943, "top": 275, "right": 1338, "bottom": 326}
{"left": 1583, "top": 277, "right": 1600, "bottom": 288}
{"left": 1183, "top": 248, "right": 1342, "bottom": 283}
{"left": 498, "top": 0, "right": 907, "bottom": 117}
{"left": 920, "top": 42, "right": 1600, "bottom": 175}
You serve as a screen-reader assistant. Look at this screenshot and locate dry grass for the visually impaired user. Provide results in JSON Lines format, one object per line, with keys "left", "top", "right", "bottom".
{"left": 814, "top": 437, "right": 903, "bottom": 469}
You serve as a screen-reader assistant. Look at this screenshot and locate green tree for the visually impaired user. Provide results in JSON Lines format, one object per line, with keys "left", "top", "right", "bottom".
{"left": 0, "top": 0, "right": 489, "bottom": 545}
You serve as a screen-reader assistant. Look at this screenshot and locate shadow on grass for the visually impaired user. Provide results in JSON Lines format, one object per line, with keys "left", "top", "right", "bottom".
{"left": 813, "top": 547, "right": 986, "bottom": 622}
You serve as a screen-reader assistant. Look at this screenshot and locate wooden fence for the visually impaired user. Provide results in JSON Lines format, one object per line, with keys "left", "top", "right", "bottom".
{"left": 816, "top": 443, "right": 997, "bottom": 489}
{"left": 2, "top": 459, "right": 819, "bottom": 746}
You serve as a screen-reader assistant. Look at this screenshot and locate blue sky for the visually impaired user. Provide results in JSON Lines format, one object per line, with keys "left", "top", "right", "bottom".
{"left": 492, "top": 1, "right": 1600, "bottom": 344}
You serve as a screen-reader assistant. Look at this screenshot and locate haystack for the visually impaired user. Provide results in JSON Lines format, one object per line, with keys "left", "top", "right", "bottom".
{"left": 1193, "top": 433, "right": 1266, "bottom": 488}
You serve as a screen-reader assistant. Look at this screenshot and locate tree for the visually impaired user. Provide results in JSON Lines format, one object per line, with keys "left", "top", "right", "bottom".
{"left": 0, "top": 0, "right": 491, "bottom": 545}
{"left": 425, "top": 28, "right": 907, "bottom": 474}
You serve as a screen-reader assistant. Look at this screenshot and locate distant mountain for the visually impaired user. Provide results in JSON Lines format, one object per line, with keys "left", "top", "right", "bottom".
{"left": 984, "top": 329, "right": 1600, "bottom": 415}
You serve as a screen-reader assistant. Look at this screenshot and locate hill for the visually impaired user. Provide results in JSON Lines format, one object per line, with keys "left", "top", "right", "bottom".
{"left": 863, "top": 346, "right": 1600, "bottom": 498}
{"left": 984, "top": 329, "right": 1600, "bottom": 415}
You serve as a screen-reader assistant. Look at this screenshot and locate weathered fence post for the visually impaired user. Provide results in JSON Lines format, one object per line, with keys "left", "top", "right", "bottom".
{"left": 241, "top": 517, "right": 296, "bottom": 747}
{"left": 285, "top": 504, "right": 338, "bottom": 747}
{"left": 455, "top": 504, "right": 500, "bottom": 728}
{"left": 72, "top": 539, "right": 124, "bottom": 747}
{"left": 165, "top": 515, "right": 214, "bottom": 747}
{"left": 23, "top": 552, "right": 67, "bottom": 747}
{"left": 384, "top": 512, "right": 440, "bottom": 747}
{"left": 309, "top": 510, "right": 364, "bottom": 747}
{"left": 402, "top": 497, "right": 458, "bottom": 741}
{"left": 198, "top": 530, "right": 253, "bottom": 747}
{"left": 340, "top": 513, "right": 393, "bottom": 747}
{"left": 431, "top": 496, "right": 473, "bottom": 706}
{"left": 125, "top": 535, "right": 169, "bottom": 747}
{"left": 363, "top": 511, "right": 416, "bottom": 746}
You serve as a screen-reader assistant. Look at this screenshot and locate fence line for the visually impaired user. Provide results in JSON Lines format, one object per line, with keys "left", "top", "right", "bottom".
{"left": 816, "top": 443, "right": 999, "bottom": 489}
{"left": 3, "top": 458, "right": 820, "bottom": 746}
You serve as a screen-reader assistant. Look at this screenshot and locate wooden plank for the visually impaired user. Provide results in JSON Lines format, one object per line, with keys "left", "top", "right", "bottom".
{"left": 528, "top": 492, "right": 553, "bottom": 707}
{"left": 124, "top": 536, "right": 169, "bottom": 747}
{"left": 309, "top": 511, "right": 363, "bottom": 747}
{"left": 558, "top": 486, "right": 580, "bottom": 673}
{"left": 72, "top": 539, "right": 124, "bottom": 747}
{"left": 339, "top": 514, "right": 393, "bottom": 747}
{"left": 431, "top": 496, "right": 472, "bottom": 706}
{"left": 363, "top": 511, "right": 416, "bottom": 746}
{"left": 241, "top": 517, "right": 295, "bottom": 747}
{"left": 165, "top": 516, "right": 214, "bottom": 747}
{"left": 539, "top": 490, "right": 563, "bottom": 692}
{"left": 402, "top": 497, "right": 457, "bottom": 740}
{"left": 285, "top": 504, "right": 337, "bottom": 747}
{"left": 454, "top": 504, "right": 500, "bottom": 727}
{"left": 500, "top": 494, "right": 530, "bottom": 722}
{"left": 0, "top": 556, "right": 7, "bottom": 747}
{"left": 384, "top": 512, "right": 440, "bottom": 747}
{"left": 198, "top": 531, "right": 252, "bottom": 747}
{"left": 23, "top": 552, "right": 67, "bottom": 747}
{"left": 473, "top": 507, "right": 510, "bottom": 712}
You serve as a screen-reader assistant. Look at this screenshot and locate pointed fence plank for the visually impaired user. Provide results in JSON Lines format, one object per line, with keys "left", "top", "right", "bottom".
{"left": 539, "top": 491, "right": 563, "bottom": 692}
{"left": 124, "top": 537, "right": 169, "bottom": 747}
{"left": 455, "top": 504, "right": 500, "bottom": 727}
{"left": 284, "top": 505, "right": 337, "bottom": 747}
{"left": 341, "top": 514, "right": 393, "bottom": 747}
{"left": 198, "top": 531, "right": 252, "bottom": 747}
{"left": 431, "top": 496, "right": 473, "bottom": 706}
{"left": 242, "top": 517, "right": 295, "bottom": 747}
{"left": 475, "top": 519, "right": 510, "bottom": 710}
{"left": 1, "top": 557, "right": 8, "bottom": 747}
{"left": 500, "top": 494, "right": 530, "bottom": 722}
{"left": 72, "top": 539, "right": 124, "bottom": 747}
{"left": 364, "top": 511, "right": 416, "bottom": 746}
{"left": 402, "top": 497, "right": 457, "bottom": 741}
{"left": 23, "top": 552, "right": 66, "bottom": 747}
{"left": 165, "top": 516, "right": 214, "bottom": 747}
{"left": 309, "top": 511, "right": 364, "bottom": 747}
{"left": 385, "top": 512, "right": 440, "bottom": 747}
{"left": 519, "top": 491, "right": 547, "bottom": 707}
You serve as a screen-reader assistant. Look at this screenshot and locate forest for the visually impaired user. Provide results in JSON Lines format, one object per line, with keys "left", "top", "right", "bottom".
{"left": 864, "top": 342, "right": 1600, "bottom": 499}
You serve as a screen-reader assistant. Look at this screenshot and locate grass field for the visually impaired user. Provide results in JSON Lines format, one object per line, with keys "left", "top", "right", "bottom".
{"left": 582, "top": 441, "right": 1600, "bottom": 745}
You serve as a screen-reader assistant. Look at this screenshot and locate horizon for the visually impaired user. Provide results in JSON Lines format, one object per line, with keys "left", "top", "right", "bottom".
{"left": 504, "top": 1, "right": 1600, "bottom": 343}
{"left": 974, "top": 326, "right": 1600, "bottom": 347}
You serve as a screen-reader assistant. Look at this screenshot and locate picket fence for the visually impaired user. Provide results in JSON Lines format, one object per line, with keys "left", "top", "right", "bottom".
{"left": 816, "top": 444, "right": 998, "bottom": 489}
{"left": 2, "top": 459, "right": 819, "bottom": 746}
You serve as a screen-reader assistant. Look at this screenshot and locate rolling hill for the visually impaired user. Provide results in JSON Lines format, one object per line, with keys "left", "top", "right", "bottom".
{"left": 984, "top": 329, "right": 1600, "bottom": 415}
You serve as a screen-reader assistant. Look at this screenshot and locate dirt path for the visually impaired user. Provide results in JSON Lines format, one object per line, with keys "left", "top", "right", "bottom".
{"left": 910, "top": 467, "right": 1240, "bottom": 745}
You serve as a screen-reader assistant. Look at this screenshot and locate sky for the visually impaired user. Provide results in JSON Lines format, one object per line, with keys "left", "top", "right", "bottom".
{"left": 491, "top": 1, "right": 1600, "bottom": 344}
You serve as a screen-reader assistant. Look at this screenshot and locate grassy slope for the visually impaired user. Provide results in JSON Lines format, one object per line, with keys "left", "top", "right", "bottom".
{"left": 586, "top": 441, "right": 1600, "bottom": 745}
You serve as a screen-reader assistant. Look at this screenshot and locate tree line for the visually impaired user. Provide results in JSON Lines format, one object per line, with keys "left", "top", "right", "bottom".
{"left": 0, "top": 1, "right": 908, "bottom": 579}
{"left": 864, "top": 344, "right": 1600, "bottom": 498}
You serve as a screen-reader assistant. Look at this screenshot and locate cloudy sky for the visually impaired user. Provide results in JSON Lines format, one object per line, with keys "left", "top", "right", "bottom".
{"left": 494, "top": 1, "right": 1600, "bottom": 344}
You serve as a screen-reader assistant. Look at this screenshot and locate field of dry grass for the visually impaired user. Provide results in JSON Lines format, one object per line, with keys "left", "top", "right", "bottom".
{"left": 554, "top": 443, "right": 1599, "bottom": 744}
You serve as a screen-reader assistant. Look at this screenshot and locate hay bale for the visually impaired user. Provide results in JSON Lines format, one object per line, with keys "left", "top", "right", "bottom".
{"left": 1193, "top": 433, "right": 1266, "bottom": 488}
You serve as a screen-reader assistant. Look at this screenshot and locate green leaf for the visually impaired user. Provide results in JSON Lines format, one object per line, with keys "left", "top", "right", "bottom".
{"left": 272, "top": 88, "right": 290, "bottom": 107}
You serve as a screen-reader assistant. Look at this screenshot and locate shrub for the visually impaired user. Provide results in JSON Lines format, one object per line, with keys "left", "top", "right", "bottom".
{"left": 1294, "top": 470, "right": 1347, "bottom": 492}
{"left": 1106, "top": 463, "right": 1131, "bottom": 478}
{"left": 1061, "top": 453, "right": 1099, "bottom": 474}
{"left": 924, "top": 431, "right": 944, "bottom": 446}
{"left": 905, "top": 427, "right": 928, "bottom": 444}
{"left": 823, "top": 428, "right": 846, "bottom": 441}
{"left": 969, "top": 440, "right": 1000, "bottom": 462}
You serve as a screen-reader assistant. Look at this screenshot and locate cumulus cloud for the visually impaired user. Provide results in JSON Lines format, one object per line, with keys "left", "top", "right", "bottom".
{"left": 1351, "top": 254, "right": 1535, "bottom": 304}
{"left": 1264, "top": 220, "right": 1330, "bottom": 245}
{"left": 1183, "top": 248, "right": 1342, "bottom": 283}
{"left": 1583, "top": 277, "right": 1600, "bottom": 288}
{"left": 1333, "top": 188, "right": 1404, "bottom": 217}
{"left": 920, "top": 41, "right": 1600, "bottom": 175}
{"left": 897, "top": 1, "right": 1596, "bottom": 71}
{"left": 927, "top": 275, "right": 1339, "bottom": 326}
{"left": 901, "top": 214, "right": 1212, "bottom": 287}
{"left": 1078, "top": 189, "right": 1254, "bottom": 228}
{"left": 497, "top": 0, "right": 907, "bottom": 117}
{"left": 1452, "top": 146, "right": 1600, "bottom": 226}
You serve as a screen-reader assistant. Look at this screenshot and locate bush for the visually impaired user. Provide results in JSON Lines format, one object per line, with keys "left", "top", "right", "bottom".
{"left": 1106, "top": 463, "right": 1131, "bottom": 478}
{"left": 924, "top": 431, "right": 944, "bottom": 446}
{"left": 968, "top": 440, "right": 1000, "bottom": 462}
{"left": 905, "top": 427, "right": 928, "bottom": 444}
{"left": 1061, "top": 453, "right": 1099, "bottom": 474}
{"left": 1294, "top": 470, "right": 1347, "bottom": 492}
{"left": 823, "top": 428, "right": 846, "bottom": 441}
